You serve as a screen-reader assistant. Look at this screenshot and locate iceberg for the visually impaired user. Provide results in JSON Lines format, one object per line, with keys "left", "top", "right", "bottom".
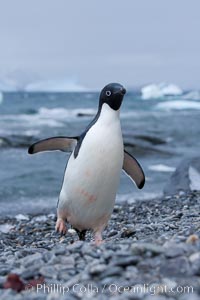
{"left": 183, "top": 90, "right": 200, "bottom": 101}
{"left": 25, "top": 79, "right": 89, "bottom": 92}
{"left": 141, "top": 83, "right": 182, "bottom": 100}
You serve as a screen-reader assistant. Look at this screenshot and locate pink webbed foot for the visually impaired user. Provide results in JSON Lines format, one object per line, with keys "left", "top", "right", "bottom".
{"left": 94, "top": 231, "right": 104, "bottom": 246}
{"left": 55, "top": 218, "right": 67, "bottom": 235}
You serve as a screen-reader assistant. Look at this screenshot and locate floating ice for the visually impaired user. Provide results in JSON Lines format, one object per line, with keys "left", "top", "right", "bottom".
{"left": 25, "top": 79, "right": 89, "bottom": 92}
{"left": 156, "top": 100, "right": 200, "bottom": 110}
{"left": 148, "top": 164, "right": 176, "bottom": 172}
{"left": 141, "top": 83, "right": 182, "bottom": 100}
{"left": 183, "top": 90, "right": 200, "bottom": 101}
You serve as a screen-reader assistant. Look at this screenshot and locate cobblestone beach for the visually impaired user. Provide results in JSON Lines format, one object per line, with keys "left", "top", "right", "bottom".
{"left": 0, "top": 191, "right": 200, "bottom": 300}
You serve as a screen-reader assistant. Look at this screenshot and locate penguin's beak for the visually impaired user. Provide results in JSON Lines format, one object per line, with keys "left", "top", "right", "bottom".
{"left": 120, "top": 88, "right": 126, "bottom": 95}
{"left": 115, "top": 87, "right": 126, "bottom": 96}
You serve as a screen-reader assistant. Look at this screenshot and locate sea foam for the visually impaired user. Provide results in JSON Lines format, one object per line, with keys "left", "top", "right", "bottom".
{"left": 141, "top": 83, "right": 182, "bottom": 100}
{"left": 38, "top": 107, "right": 95, "bottom": 119}
{"left": 155, "top": 100, "right": 200, "bottom": 110}
{"left": 25, "top": 79, "right": 89, "bottom": 92}
{"left": 148, "top": 164, "right": 176, "bottom": 172}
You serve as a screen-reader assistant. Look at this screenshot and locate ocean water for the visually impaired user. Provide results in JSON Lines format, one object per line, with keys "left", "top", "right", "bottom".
{"left": 0, "top": 90, "right": 200, "bottom": 216}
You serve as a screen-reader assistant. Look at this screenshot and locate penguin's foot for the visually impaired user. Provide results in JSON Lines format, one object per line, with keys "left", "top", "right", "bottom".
{"left": 94, "top": 231, "right": 103, "bottom": 246}
{"left": 55, "top": 218, "right": 67, "bottom": 235}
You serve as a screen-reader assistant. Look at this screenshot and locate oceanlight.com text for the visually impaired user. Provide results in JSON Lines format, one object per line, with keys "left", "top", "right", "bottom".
{"left": 25, "top": 282, "right": 194, "bottom": 296}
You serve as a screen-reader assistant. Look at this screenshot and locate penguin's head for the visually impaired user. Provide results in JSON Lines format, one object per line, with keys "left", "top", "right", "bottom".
{"left": 99, "top": 83, "right": 126, "bottom": 111}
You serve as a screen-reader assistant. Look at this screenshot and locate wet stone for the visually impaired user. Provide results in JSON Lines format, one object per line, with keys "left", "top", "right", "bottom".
{"left": 89, "top": 264, "right": 107, "bottom": 275}
{"left": 110, "top": 256, "right": 140, "bottom": 267}
{"left": 160, "top": 256, "right": 191, "bottom": 276}
{"left": 131, "top": 243, "right": 164, "bottom": 256}
{"left": 20, "top": 253, "right": 43, "bottom": 268}
{"left": 39, "top": 266, "right": 58, "bottom": 279}
{"left": 0, "top": 265, "right": 11, "bottom": 276}
{"left": 99, "top": 266, "right": 124, "bottom": 278}
{"left": 164, "top": 246, "right": 185, "bottom": 258}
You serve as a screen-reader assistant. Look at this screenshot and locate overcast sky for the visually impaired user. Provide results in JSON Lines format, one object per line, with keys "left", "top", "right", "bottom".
{"left": 0, "top": 0, "right": 200, "bottom": 89}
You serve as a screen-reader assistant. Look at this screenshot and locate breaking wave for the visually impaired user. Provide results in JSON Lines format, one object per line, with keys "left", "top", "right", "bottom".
{"left": 155, "top": 100, "right": 200, "bottom": 110}
{"left": 25, "top": 79, "right": 90, "bottom": 92}
{"left": 148, "top": 164, "right": 176, "bottom": 172}
{"left": 141, "top": 83, "right": 182, "bottom": 100}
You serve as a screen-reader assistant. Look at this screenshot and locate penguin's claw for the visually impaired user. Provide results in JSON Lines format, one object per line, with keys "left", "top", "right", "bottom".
{"left": 55, "top": 218, "right": 67, "bottom": 235}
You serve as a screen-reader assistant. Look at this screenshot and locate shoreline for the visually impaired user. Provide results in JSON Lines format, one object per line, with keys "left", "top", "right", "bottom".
{"left": 0, "top": 191, "right": 200, "bottom": 299}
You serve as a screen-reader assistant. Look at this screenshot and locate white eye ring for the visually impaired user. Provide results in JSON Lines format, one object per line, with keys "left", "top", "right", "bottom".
{"left": 106, "top": 90, "right": 111, "bottom": 97}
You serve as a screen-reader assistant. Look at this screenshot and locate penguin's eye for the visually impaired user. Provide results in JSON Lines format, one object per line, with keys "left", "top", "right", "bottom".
{"left": 106, "top": 90, "right": 111, "bottom": 97}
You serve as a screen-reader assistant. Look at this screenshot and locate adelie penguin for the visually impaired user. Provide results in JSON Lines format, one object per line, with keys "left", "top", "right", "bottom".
{"left": 28, "top": 83, "right": 145, "bottom": 245}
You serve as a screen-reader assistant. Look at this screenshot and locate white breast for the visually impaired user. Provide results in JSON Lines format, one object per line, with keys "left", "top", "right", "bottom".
{"left": 58, "top": 104, "right": 124, "bottom": 231}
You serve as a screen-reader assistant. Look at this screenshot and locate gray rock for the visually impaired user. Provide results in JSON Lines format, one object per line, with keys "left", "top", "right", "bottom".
{"left": 160, "top": 256, "right": 191, "bottom": 276}
{"left": 190, "top": 257, "right": 200, "bottom": 275}
{"left": 0, "top": 275, "right": 6, "bottom": 288}
{"left": 59, "top": 256, "right": 75, "bottom": 265}
{"left": 21, "top": 266, "right": 41, "bottom": 279}
{"left": 100, "top": 266, "right": 124, "bottom": 278}
{"left": 0, "top": 265, "right": 11, "bottom": 276}
{"left": 179, "top": 293, "right": 200, "bottom": 300}
{"left": 20, "top": 253, "right": 43, "bottom": 268}
{"left": 189, "top": 252, "right": 200, "bottom": 263}
{"left": 164, "top": 246, "right": 185, "bottom": 258}
{"left": 89, "top": 264, "right": 107, "bottom": 275}
{"left": 0, "top": 289, "right": 17, "bottom": 300}
{"left": 131, "top": 243, "right": 164, "bottom": 256}
{"left": 111, "top": 256, "right": 140, "bottom": 267}
{"left": 164, "top": 156, "right": 200, "bottom": 195}
{"left": 39, "top": 266, "right": 58, "bottom": 279}
{"left": 53, "top": 245, "right": 67, "bottom": 255}
{"left": 66, "top": 241, "right": 84, "bottom": 251}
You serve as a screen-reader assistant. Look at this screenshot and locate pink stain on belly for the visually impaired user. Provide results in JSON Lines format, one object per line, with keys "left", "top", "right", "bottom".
{"left": 76, "top": 187, "right": 97, "bottom": 204}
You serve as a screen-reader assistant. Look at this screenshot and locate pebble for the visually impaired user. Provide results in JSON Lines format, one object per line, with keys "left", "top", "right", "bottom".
{"left": 131, "top": 243, "right": 164, "bottom": 256}
{"left": 89, "top": 264, "right": 107, "bottom": 275}
{"left": 100, "top": 266, "right": 123, "bottom": 278}
{"left": 164, "top": 246, "right": 185, "bottom": 258}
{"left": 111, "top": 256, "right": 140, "bottom": 267}
{"left": 39, "top": 266, "right": 58, "bottom": 279}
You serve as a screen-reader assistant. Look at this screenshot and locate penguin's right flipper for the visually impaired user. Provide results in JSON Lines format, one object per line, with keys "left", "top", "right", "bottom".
{"left": 28, "top": 137, "right": 78, "bottom": 154}
{"left": 123, "top": 150, "right": 145, "bottom": 189}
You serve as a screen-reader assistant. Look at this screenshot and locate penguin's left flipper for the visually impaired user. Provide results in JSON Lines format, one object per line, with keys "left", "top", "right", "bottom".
{"left": 28, "top": 136, "right": 78, "bottom": 154}
{"left": 123, "top": 150, "right": 145, "bottom": 189}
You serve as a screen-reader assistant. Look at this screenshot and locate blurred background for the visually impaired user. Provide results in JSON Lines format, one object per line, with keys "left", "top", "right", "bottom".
{"left": 0, "top": 0, "right": 200, "bottom": 215}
